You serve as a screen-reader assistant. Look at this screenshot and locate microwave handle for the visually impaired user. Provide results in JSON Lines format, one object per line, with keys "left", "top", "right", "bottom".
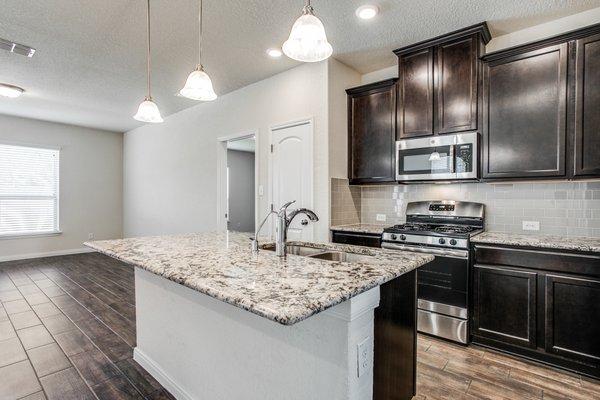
{"left": 449, "top": 145, "right": 456, "bottom": 173}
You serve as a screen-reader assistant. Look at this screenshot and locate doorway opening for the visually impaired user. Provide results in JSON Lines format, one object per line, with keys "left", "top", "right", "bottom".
{"left": 220, "top": 134, "right": 257, "bottom": 233}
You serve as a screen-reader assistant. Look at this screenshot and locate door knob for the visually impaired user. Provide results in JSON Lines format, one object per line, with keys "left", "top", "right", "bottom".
{"left": 301, "top": 219, "right": 308, "bottom": 226}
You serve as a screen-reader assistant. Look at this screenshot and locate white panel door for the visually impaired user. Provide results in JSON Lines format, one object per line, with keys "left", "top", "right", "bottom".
{"left": 271, "top": 120, "right": 313, "bottom": 241}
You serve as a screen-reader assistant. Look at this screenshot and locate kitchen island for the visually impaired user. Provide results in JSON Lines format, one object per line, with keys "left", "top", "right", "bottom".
{"left": 85, "top": 232, "right": 433, "bottom": 400}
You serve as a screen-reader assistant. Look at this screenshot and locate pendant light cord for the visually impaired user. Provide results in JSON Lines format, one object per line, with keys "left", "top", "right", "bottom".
{"left": 198, "top": 0, "right": 203, "bottom": 68}
{"left": 146, "top": 0, "right": 152, "bottom": 99}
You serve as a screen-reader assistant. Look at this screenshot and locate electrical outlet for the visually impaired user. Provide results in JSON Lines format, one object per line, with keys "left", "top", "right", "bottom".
{"left": 522, "top": 221, "right": 540, "bottom": 231}
{"left": 258, "top": 185, "right": 264, "bottom": 196}
{"left": 88, "top": 233, "right": 94, "bottom": 240}
{"left": 376, "top": 214, "right": 387, "bottom": 222}
{"left": 357, "top": 337, "right": 372, "bottom": 378}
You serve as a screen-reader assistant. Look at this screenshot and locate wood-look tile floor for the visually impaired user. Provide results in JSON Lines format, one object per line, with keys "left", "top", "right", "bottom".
{"left": 0, "top": 253, "right": 599, "bottom": 400}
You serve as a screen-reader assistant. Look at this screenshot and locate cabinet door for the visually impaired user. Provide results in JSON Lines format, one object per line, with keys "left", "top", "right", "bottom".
{"left": 482, "top": 44, "right": 568, "bottom": 179}
{"left": 331, "top": 231, "right": 381, "bottom": 248}
{"left": 435, "top": 36, "right": 478, "bottom": 134}
{"left": 473, "top": 265, "right": 537, "bottom": 348}
{"left": 545, "top": 274, "right": 600, "bottom": 365}
{"left": 574, "top": 33, "right": 600, "bottom": 177}
{"left": 348, "top": 82, "right": 397, "bottom": 184}
{"left": 397, "top": 48, "right": 434, "bottom": 138}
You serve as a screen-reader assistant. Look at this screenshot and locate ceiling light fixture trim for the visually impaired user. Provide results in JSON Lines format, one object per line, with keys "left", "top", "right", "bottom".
{"left": 134, "top": 0, "right": 163, "bottom": 123}
{"left": 179, "top": 0, "right": 218, "bottom": 101}
{"left": 282, "top": 0, "right": 333, "bottom": 63}
{"left": 355, "top": 4, "right": 379, "bottom": 20}
{"left": 0, "top": 83, "right": 25, "bottom": 98}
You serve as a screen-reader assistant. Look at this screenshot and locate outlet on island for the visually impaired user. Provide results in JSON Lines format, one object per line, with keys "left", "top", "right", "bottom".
{"left": 357, "top": 337, "right": 373, "bottom": 378}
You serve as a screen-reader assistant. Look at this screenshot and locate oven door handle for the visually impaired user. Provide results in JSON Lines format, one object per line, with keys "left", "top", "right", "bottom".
{"left": 382, "top": 242, "right": 468, "bottom": 259}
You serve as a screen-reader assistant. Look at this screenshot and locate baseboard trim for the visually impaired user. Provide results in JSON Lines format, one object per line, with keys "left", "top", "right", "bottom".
{"left": 134, "top": 347, "right": 194, "bottom": 400}
{"left": 0, "top": 247, "right": 95, "bottom": 263}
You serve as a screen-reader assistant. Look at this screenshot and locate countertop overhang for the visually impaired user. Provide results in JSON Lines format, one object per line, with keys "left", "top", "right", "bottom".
{"left": 84, "top": 232, "right": 433, "bottom": 325}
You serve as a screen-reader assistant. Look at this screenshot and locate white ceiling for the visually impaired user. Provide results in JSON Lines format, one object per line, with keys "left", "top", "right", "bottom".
{"left": 1, "top": 0, "right": 599, "bottom": 133}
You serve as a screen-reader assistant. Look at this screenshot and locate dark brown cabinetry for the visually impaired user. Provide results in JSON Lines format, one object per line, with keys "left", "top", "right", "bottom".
{"left": 574, "top": 33, "right": 600, "bottom": 177}
{"left": 471, "top": 244, "right": 600, "bottom": 379}
{"left": 482, "top": 24, "right": 600, "bottom": 181}
{"left": 482, "top": 44, "right": 568, "bottom": 179}
{"left": 331, "top": 231, "right": 381, "bottom": 248}
{"left": 346, "top": 79, "right": 397, "bottom": 184}
{"left": 394, "top": 23, "right": 490, "bottom": 139}
{"left": 472, "top": 265, "right": 537, "bottom": 348}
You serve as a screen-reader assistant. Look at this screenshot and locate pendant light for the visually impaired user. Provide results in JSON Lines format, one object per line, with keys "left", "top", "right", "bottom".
{"left": 179, "top": 0, "right": 217, "bottom": 101}
{"left": 282, "top": 0, "right": 333, "bottom": 63}
{"left": 134, "top": 0, "right": 163, "bottom": 123}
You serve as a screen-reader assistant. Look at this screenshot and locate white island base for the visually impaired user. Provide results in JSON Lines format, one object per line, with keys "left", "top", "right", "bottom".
{"left": 133, "top": 268, "right": 382, "bottom": 400}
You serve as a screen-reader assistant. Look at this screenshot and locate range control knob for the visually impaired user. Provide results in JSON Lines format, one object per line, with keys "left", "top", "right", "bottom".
{"left": 400, "top": 234, "right": 407, "bottom": 241}
{"left": 449, "top": 239, "right": 457, "bottom": 246}
{"left": 390, "top": 234, "right": 397, "bottom": 240}
{"left": 438, "top": 238, "right": 446, "bottom": 245}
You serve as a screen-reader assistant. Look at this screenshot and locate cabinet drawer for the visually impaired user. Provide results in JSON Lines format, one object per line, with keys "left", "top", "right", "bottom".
{"left": 473, "top": 245, "right": 600, "bottom": 277}
{"left": 331, "top": 231, "right": 381, "bottom": 248}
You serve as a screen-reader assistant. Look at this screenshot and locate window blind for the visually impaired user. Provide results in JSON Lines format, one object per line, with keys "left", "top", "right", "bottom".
{"left": 0, "top": 143, "right": 60, "bottom": 236}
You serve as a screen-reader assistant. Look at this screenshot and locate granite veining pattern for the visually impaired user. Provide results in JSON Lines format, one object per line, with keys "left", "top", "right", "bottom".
{"left": 472, "top": 231, "right": 600, "bottom": 253}
{"left": 85, "top": 232, "right": 433, "bottom": 325}
{"left": 330, "top": 223, "right": 385, "bottom": 235}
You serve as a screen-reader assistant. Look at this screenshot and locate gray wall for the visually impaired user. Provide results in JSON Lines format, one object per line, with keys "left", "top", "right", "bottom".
{"left": 227, "top": 150, "right": 255, "bottom": 233}
{"left": 332, "top": 178, "right": 600, "bottom": 238}
{"left": 0, "top": 114, "right": 123, "bottom": 260}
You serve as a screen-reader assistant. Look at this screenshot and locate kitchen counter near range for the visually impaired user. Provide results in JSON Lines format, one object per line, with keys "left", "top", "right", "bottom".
{"left": 330, "top": 223, "right": 385, "bottom": 235}
{"left": 85, "top": 231, "right": 433, "bottom": 325}
{"left": 472, "top": 231, "right": 600, "bottom": 253}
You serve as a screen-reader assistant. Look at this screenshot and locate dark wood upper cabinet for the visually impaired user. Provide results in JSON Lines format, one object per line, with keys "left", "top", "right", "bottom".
{"left": 482, "top": 44, "right": 568, "bottom": 179}
{"left": 435, "top": 36, "right": 479, "bottom": 134}
{"left": 397, "top": 48, "right": 434, "bottom": 138}
{"left": 346, "top": 79, "right": 397, "bottom": 184}
{"left": 394, "top": 23, "right": 490, "bottom": 139}
{"left": 574, "top": 33, "right": 600, "bottom": 177}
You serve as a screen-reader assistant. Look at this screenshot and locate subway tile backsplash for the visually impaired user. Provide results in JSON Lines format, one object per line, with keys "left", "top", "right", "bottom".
{"left": 330, "top": 178, "right": 600, "bottom": 237}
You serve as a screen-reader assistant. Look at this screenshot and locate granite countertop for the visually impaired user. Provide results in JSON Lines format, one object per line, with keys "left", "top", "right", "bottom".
{"left": 471, "top": 231, "right": 600, "bottom": 253}
{"left": 85, "top": 232, "right": 433, "bottom": 325}
{"left": 330, "top": 223, "right": 385, "bottom": 235}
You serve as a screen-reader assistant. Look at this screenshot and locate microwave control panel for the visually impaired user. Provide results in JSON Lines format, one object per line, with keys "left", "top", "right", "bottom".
{"left": 455, "top": 144, "right": 473, "bottom": 173}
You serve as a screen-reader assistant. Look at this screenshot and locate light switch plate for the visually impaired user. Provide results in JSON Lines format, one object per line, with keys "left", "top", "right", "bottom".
{"left": 376, "top": 214, "right": 387, "bottom": 222}
{"left": 357, "top": 337, "right": 372, "bottom": 378}
{"left": 522, "top": 221, "right": 540, "bottom": 231}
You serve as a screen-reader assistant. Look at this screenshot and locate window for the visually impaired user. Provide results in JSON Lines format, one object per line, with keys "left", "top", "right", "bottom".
{"left": 0, "top": 143, "right": 60, "bottom": 237}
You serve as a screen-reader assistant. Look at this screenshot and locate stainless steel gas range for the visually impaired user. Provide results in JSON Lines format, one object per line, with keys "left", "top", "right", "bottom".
{"left": 381, "top": 200, "right": 485, "bottom": 344}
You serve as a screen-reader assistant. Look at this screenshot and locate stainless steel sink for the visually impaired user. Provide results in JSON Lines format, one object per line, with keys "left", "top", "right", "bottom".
{"left": 309, "top": 251, "right": 374, "bottom": 263}
{"left": 261, "top": 244, "right": 325, "bottom": 257}
{"left": 262, "top": 244, "right": 375, "bottom": 263}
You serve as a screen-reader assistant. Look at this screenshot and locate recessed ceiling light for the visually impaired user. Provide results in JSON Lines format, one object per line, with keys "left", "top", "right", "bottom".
{"left": 356, "top": 4, "right": 379, "bottom": 20}
{"left": 0, "top": 83, "right": 25, "bottom": 98}
{"left": 267, "top": 48, "right": 282, "bottom": 58}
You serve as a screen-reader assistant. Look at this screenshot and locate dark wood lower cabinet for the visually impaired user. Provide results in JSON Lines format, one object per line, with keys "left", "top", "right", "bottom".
{"left": 545, "top": 274, "right": 600, "bottom": 365}
{"left": 331, "top": 231, "right": 381, "bottom": 248}
{"left": 471, "top": 244, "right": 600, "bottom": 379}
{"left": 472, "top": 265, "right": 537, "bottom": 348}
{"left": 374, "top": 270, "right": 417, "bottom": 400}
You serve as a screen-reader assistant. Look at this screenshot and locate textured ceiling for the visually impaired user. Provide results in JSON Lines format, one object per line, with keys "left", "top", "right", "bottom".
{"left": 0, "top": 0, "right": 599, "bottom": 132}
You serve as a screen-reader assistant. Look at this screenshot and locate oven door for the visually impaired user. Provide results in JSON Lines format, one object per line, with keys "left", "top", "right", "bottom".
{"left": 396, "top": 135, "right": 456, "bottom": 181}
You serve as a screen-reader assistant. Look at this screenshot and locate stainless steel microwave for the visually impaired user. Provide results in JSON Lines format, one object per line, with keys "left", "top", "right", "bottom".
{"left": 396, "top": 132, "right": 478, "bottom": 182}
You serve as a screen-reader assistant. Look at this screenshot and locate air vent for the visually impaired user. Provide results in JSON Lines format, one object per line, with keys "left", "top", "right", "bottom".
{"left": 0, "top": 38, "right": 36, "bottom": 57}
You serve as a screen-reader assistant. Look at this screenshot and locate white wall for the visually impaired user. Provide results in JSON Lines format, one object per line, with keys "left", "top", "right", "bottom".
{"left": 124, "top": 62, "right": 330, "bottom": 240}
{"left": 227, "top": 149, "right": 255, "bottom": 233}
{"left": 0, "top": 114, "right": 123, "bottom": 261}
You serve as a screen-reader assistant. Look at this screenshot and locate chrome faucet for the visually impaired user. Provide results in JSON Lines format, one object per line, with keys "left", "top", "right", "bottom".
{"left": 251, "top": 200, "right": 319, "bottom": 257}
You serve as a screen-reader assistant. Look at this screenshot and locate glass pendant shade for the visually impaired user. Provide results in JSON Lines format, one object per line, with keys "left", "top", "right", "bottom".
{"left": 179, "top": 65, "right": 217, "bottom": 101}
{"left": 133, "top": 97, "right": 164, "bottom": 123}
{"left": 282, "top": 7, "right": 333, "bottom": 63}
